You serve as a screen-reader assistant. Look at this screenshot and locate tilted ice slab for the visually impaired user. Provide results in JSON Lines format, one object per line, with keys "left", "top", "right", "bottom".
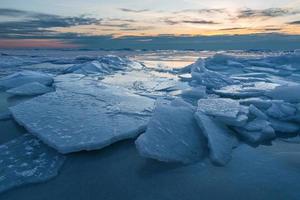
{"left": 10, "top": 76, "right": 155, "bottom": 154}
{"left": 0, "top": 134, "right": 65, "bottom": 193}
{"left": 135, "top": 100, "right": 207, "bottom": 164}
{"left": 194, "top": 111, "right": 235, "bottom": 166}
{"left": 0, "top": 71, "right": 53, "bottom": 89}
{"left": 6, "top": 82, "right": 53, "bottom": 96}
{"left": 63, "top": 55, "right": 143, "bottom": 75}
{"left": 189, "top": 59, "right": 236, "bottom": 89}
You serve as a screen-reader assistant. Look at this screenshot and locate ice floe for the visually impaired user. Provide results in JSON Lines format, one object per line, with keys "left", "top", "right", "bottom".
{"left": 0, "top": 71, "right": 53, "bottom": 89}
{"left": 0, "top": 134, "right": 65, "bottom": 193}
{"left": 6, "top": 82, "right": 54, "bottom": 96}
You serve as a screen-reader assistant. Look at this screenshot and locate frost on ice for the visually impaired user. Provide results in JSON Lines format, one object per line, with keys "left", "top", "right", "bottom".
{"left": 135, "top": 100, "right": 207, "bottom": 164}
{"left": 10, "top": 75, "right": 155, "bottom": 154}
{"left": 0, "top": 71, "right": 53, "bottom": 89}
{"left": 6, "top": 82, "right": 53, "bottom": 96}
{"left": 0, "top": 134, "right": 65, "bottom": 193}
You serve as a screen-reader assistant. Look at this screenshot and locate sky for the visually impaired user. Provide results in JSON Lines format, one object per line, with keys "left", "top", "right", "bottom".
{"left": 1, "top": 0, "right": 300, "bottom": 49}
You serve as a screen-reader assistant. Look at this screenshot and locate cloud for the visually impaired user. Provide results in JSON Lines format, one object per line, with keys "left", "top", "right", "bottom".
{"left": 237, "top": 8, "right": 299, "bottom": 18}
{"left": 164, "top": 18, "right": 219, "bottom": 25}
{"left": 288, "top": 20, "right": 300, "bottom": 24}
{"left": 119, "top": 8, "right": 149, "bottom": 13}
{"left": 0, "top": 8, "right": 102, "bottom": 38}
{"left": 172, "top": 8, "right": 226, "bottom": 14}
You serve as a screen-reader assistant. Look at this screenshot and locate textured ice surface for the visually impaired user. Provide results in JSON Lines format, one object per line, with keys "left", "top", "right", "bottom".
{"left": 6, "top": 82, "right": 53, "bottom": 96}
{"left": 197, "top": 98, "right": 240, "bottom": 119}
{"left": 10, "top": 76, "right": 155, "bottom": 154}
{"left": 135, "top": 101, "right": 206, "bottom": 164}
{"left": 0, "top": 134, "right": 65, "bottom": 193}
{"left": 195, "top": 112, "right": 235, "bottom": 166}
{"left": 0, "top": 71, "right": 53, "bottom": 89}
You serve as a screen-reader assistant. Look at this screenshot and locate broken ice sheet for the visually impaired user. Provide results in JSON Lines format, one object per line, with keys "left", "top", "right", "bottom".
{"left": 6, "top": 82, "right": 53, "bottom": 96}
{"left": 0, "top": 134, "right": 65, "bottom": 193}
{"left": 10, "top": 75, "right": 155, "bottom": 154}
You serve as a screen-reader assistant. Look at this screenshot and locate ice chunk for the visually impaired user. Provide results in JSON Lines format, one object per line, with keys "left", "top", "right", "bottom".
{"left": 135, "top": 102, "right": 206, "bottom": 164}
{"left": 190, "top": 59, "right": 235, "bottom": 89}
{"left": 0, "top": 71, "right": 53, "bottom": 89}
{"left": 269, "top": 118, "right": 300, "bottom": 133}
{"left": 265, "top": 85, "right": 300, "bottom": 103}
{"left": 197, "top": 98, "right": 240, "bottom": 119}
{"left": 180, "top": 86, "right": 207, "bottom": 100}
{"left": 244, "top": 119, "right": 270, "bottom": 132}
{"left": 10, "top": 80, "right": 155, "bottom": 154}
{"left": 239, "top": 98, "right": 284, "bottom": 110}
{"left": 194, "top": 112, "right": 235, "bottom": 166}
{"left": 235, "top": 125, "right": 275, "bottom": 144}
{"left": 266, "top": 102, "right": 297, "bottom": 120}
{"left": 249, "top": 104, "right": 268, "bottom": 120}
{"left": 6, "top": 82, "right": 53, "bottom": 96}
{"left": 0, "top": 134, "right": 65, "bottom": 193}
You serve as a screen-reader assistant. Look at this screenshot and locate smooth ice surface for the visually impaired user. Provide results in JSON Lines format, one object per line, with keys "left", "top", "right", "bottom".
{"left": 0, "top": 71, "right": 53, "bottom": 89}
{"left": 10, "top": 77, "right": 155, "bottom": 154}
{"left": 6, "top": 82, "right": 53, "bottom": 96}
{"left": 135, "top": 101, "right": 206, "bottom": 164}
{"left": 197, "top": 98, "right": 240, "bottom": 119}
{"left": 195, "top": 112, "right": 235, "bottom": 166}
{"left": 0, "top": 134, "right": 65, "bottom": 193}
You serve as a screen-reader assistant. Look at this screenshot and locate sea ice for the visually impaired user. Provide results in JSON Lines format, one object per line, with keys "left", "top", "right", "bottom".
{"left": 194, "top": 111, "right": 235, "bottom": 166}
{"left": 6, "top": 82, "right": 53, "bottom": 96}
{"left": 135, "top": 101, "right": 206, "bottom": 164}
{"left": 0, "top": 71, "right": 53, "bottom": 89}
{"left": 0, "top": 134, "right": 65, "bottom": 193}
{"left": 10, "top": 77, "right": 155, "bottom": 154}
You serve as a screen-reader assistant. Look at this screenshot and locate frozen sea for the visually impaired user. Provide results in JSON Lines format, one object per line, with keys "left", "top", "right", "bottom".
{"left": 0, "top": 49, "right": 300, "bottom": 200}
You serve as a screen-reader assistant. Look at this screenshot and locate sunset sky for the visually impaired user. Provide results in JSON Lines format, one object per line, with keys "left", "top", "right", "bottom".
{"left": 1, "top": 0, "right": 300, "bottom": 49}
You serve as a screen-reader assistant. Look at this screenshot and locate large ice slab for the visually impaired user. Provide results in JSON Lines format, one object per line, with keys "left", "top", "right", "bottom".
{"left": 195, "top": 111, "right": 235, "bottom": 166}
{"left": 135, "top": 101, "right": 207, "bottom": 164}
{"left": 10, "top": 77, "right": 155, "bottom": 154}
{"left": 0, "top": 71, "right": 53, "bottom": 89}
{"left": 6, "top": 82, "right": 53, "bottom": 96}
{"left": 0, "top": 134, "right": 65, "bottom": 193}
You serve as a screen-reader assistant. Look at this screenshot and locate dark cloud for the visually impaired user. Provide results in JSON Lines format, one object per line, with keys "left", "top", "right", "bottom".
{"left": 238, "top": 8, "right": 299, "bottom": 18}
{"left": 164, "top": 19, "right": 219, "bottom": 25}
{"left": 119, "top": 8, "right": 149, "bottom": 13}
{"left": 173, "top": 8, "right": 226, "bottom": 14}
{"left": 288, "top": 20, "right": 300, "bottom": 24}
{"left": 218, "top": 27, "right": 246, "bottom": 31}
{"left": 0, "top": 8, "right": 102, "bottom": 38}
